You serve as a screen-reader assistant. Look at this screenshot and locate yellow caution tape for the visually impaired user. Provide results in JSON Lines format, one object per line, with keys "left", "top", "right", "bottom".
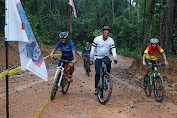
{"left": 53, "top": 54, "right": 61, "bottom": 57}
{"left": 43, "top": 55, "right": 50, "bottom": 60}
{"left": 0, "top": 54, "right": 61, "bottom": 79}
{"left": 0, "top": 69, "right": 8, "bottom": 79}
{"left": 8, "top": 67, "right": 22, "bottom": 75}
{"left": 172, "top": 83, "right": 177, "bottom": 87}
{"left": 34, "top": 95, "right": 51, "bottom": 118}
{"left": 43, "top": 54, "right": 61, "bottom": 60}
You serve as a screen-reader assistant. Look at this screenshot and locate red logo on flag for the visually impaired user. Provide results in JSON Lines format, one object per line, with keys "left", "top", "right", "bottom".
{"left": 22, "top": 22, "right": 24, "bottom": 30}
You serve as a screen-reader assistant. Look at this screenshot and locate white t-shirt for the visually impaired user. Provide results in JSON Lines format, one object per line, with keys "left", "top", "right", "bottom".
{"left": 90, "top": 35, "right": 117, "bottom": 60}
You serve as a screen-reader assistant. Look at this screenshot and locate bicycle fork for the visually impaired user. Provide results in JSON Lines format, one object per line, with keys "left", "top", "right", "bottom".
{"left": 53, "top": 66, "right": 64, "bottom": 87}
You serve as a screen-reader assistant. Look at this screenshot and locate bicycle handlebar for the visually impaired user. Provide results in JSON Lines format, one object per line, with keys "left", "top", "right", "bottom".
{"left": 83, "top": 54, "right": 90, "bottom": 56}
{"left": 53, "top": 56, "right": 59, "bottom": 60}
{"left": 53, "top": 56, "right": 71, "bottom": 63}
{"left": 147, "top": 63, "right": 165, "bottom": 66}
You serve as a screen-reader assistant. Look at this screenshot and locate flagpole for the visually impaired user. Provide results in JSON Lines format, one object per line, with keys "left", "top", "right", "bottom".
{"left": 5, "top": 0, "right": 9, "bottom": 117}
{"left": 5, "top": 40, "right": 9, "bottom": 118}
{"left": 67, "top": 0, "right": 70, "bottom": 32}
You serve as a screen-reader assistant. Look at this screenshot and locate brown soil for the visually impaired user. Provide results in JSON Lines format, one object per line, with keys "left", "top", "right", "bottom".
{"left": 0, "top": 42, "right": 177, "bottom": 118}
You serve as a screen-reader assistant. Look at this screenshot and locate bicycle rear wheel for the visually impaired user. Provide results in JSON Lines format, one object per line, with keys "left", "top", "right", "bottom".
{"left": 154, "top": 76, "right": 164, "bottom": 102}
{"left": 62, "top": 70, "right": 70, "bottom": 94}
{"left": 144, "top": 75, "right": 152, "bottom": 97}
{"left": 97, "top": 73, "right": 112, "bottom": 105}
{"left": 86, "top": 61, "right": 90, "bottom": 76}
{"left": 51, "top": 72, "right": 61, "bottom": 100}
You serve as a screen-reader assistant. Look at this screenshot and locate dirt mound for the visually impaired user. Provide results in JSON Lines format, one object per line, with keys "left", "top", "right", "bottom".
{"left": 127, "top": 56, "right": 177, "bottom": 103}
{"left": 0, "top": 41, "right": 83, "bottom": 73}
{"left": 0, "top": 41, "right": 20, "bottom": 72}
{"left": 130, "top": 56, "right": 177, "bottom": 84}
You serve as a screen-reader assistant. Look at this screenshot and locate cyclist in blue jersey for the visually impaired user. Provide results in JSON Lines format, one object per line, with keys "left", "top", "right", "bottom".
{"left": 50, "top": 32, "right": 76, "bottom": 81}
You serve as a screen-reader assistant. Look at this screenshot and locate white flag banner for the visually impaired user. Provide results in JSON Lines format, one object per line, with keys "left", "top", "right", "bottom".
{"left": 68, "top": 0, "right": 77, "bottom": 18}
{"left": 5, "top": 0, "right": 48, "bottom": 81}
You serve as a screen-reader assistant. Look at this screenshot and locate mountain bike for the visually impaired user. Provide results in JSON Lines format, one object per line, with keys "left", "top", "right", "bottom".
{"left": 83, "top": 54, "right": 90, "bottom": 76}
{"left": 51, "top": 57, "right": 72, "bottom": 100}
{"left": 97, "top": 59, "right": 113, "bottom": 105}
{"left": 144, "top": 63, "right": 165, "bottom": 102}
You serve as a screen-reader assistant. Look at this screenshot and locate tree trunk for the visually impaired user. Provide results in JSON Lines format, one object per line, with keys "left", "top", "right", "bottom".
{"left": 112, "top": 0, "right": 116, "bottom": 41}
{"left": 77, "top": 0, "right": 81, "bottom": 16}
{"left": 160, "top": 0, "right": 164, "bottom": 47}
{"left": 171, "top": 0, "right": 176, "bottom": 55}
{"left": 142, "top": 0, "right": 146, "bottom": 51}
{"left": 57, "top": 0, "right": 61, "bottom": 31}
{"left": 128, "top": 0, "right": 131, "bottom": 20}
{"left": 142, "top": 0, "right": 156, "bottom": 55}
{"left": 137, "top": 0, "right": 140, "bottom": 21}
{"left": 165, "top": 0, "right": 176, "bottom": 54}
{"left": 85, "top": 0, "right": 88, "bottom": 18}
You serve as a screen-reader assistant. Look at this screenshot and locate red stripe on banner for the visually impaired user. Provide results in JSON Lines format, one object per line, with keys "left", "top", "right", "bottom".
{"left": 72, "top": 0, "right": 77, "bottom": 16}
{"left": 16, "top": 2, "right": 21, "bottom": 7}
{"left": 22, "top": 23, "right": 24, "bottom": 30}
{"left": 33, "top": 58, "right": 44, "bottom": 67}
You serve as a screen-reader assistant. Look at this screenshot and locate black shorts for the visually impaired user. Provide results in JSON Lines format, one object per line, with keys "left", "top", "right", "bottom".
{"left": 145, "top": 58, "right": 156, "bottom": 65}
{"left": 58, "top": 56, "right": 73, "bottom": 66}
{"left": 145, "top": 58, "right": 156, "bottom": 70}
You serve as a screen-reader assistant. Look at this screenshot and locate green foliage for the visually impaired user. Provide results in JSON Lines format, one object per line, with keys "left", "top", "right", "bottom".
{"left": 0, "top": 0, "right": 176, "bottom": 56}
{"left": 117, "top": 47, "right": 142, "bottom": 58}
{"left": 0, "top": 1, "right": 5, "bottom": 34}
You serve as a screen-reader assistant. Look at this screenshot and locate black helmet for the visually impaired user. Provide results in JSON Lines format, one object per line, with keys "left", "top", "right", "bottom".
{"left": 59, "top": 32, "right": 68, "bottom": 39}
{"left": 103, "top": 26, "right": 111, "bottom": 32}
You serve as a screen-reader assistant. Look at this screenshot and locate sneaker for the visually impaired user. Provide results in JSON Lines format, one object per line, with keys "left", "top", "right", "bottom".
{"left": 68, "top": 74, "right": 73, "bottom": 82}
{"left": 104, "top": 85, "right": 108, "bottom": 90}
{"left": 94, "top": 89, "right": 98, "bottom": 95}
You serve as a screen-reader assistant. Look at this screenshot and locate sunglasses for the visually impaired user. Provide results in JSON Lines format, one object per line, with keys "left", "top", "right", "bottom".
{"left": 103, "top": 32, "right": 109, "bottom": 35}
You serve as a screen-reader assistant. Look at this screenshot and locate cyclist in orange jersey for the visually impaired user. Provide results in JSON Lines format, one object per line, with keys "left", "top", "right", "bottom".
{"left": 142, "top": 38, "right": 168, "bottom": 83}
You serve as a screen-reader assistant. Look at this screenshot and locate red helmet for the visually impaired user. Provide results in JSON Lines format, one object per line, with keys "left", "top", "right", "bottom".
{"left": 103, "top": 26, "right": 111, "bottom": 32}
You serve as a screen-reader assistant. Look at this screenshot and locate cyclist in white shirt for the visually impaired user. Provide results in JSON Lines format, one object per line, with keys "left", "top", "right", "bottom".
{"left": 90, "top": 26, "right": 117, "bottom": 95}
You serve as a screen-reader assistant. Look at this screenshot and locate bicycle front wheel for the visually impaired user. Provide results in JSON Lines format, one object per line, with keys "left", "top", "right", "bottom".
{"left": 154, "top": 76, "right": 164, "bottom": 102}
{"left": 97, "top": 73, "right": 112, "bottom": 105}
{"left": 62, "top": 70, "right": 70, "bottom": 94}
{"left": 51, "top": 72, "right": 61, "bottom": 100}
{"left": 144, "top": 75, "right": 152, "bottom": 97}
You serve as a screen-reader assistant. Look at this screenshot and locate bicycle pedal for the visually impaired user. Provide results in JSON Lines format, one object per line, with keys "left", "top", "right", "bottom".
{"left": 70, "top": 79, "right": 73, "bottom": 83}
{"left": 104, "top": 86, "right": 108, "bottom": 90}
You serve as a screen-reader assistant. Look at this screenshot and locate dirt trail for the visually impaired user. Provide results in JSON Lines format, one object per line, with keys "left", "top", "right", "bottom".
{"left": 0, "top": 52, "right": 177, "bottom": 118}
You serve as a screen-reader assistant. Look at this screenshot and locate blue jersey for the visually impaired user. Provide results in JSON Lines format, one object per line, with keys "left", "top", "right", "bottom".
{"left": 54, "top": 40, "right": 75, "bottom": 57}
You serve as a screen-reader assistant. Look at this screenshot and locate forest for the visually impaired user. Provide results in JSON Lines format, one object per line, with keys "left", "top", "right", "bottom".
{"left": 0, "top": 0, "right": 177, "bottom": 57}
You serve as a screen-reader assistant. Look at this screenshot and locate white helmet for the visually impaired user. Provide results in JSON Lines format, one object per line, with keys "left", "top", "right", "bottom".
{"left": 150, "top": 38, "right": 159, "bottom": 44}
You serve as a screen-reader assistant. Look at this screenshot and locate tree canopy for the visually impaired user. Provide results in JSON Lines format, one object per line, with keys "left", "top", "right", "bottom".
{"left": 0, "top": 0, "right": 176, "bottom": 57}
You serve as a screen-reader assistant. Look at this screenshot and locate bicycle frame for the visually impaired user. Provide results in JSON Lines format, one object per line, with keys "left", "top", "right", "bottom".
{"left": 83, "top": 55, "right": 90, "bottom": 64}
{"left": 99, "top": 61, "right": 107, "bottom": 88}
{"left": 148, "top": 66, "right": 161, "bottom": 89}
{"left": 53, "top": 62, "right": 70, "bottom": 87}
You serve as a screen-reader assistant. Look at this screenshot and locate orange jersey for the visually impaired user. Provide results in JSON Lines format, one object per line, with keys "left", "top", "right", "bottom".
{"left": 144, "top": 44, "right": 164, "bottom": 60}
